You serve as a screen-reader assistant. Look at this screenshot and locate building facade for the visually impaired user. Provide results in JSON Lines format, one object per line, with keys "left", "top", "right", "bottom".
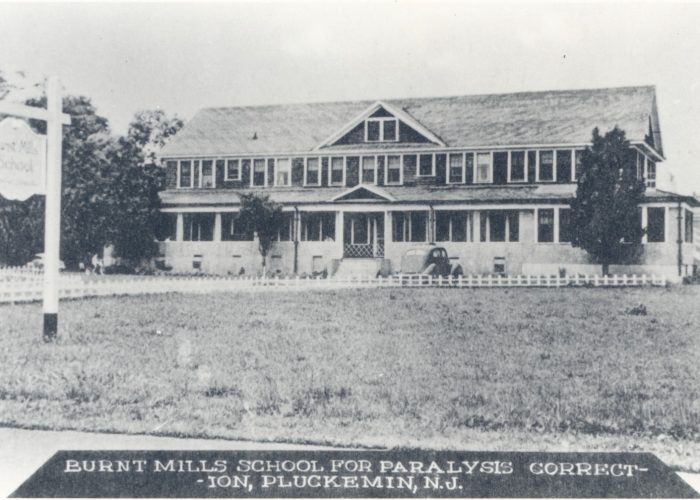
{"left": 157, "top": 86, "right": 697, "bottom": 279}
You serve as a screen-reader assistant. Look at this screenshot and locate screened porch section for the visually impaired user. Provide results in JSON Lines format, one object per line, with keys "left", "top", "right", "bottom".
{"left": 343, "top": 212, "right": 385, "bottom": 258}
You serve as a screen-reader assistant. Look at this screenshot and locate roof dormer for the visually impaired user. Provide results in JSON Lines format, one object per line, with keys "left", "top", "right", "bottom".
{"left": 315, "top": 101, "right": 445, "bottom": 150}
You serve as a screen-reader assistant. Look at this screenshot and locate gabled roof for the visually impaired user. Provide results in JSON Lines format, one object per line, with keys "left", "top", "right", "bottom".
{"left": 315, "top": 101, "right": 446, "bottom": 149}
{"left": 330, "top": 184, "right": 396, "bottom": 202}
{"left": 160, "top": 86, "right": 663, "bottom": 158}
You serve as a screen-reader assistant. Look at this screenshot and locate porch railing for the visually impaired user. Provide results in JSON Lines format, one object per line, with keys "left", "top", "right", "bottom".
{"left": 343, "top": 242, "right": 384, "bottom": 258}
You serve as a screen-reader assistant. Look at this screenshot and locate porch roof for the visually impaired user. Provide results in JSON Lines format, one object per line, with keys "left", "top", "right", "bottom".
{"left": 160, "top": 86, "right": 663, "bottom": 157}
{"left": 159, "top": 185, "right": 698, "bottom": 207}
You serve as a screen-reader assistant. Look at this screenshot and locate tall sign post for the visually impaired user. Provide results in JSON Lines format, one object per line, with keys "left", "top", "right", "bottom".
{"left": 0, "top": 76, "right": 70, "bottom": 341}
{"left": 42, "top": 77, "right": 63, "bottom": 340}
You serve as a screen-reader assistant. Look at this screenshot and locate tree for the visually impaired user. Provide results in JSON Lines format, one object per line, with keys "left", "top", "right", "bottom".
{"left": 101, "top": 137, "right": 163, "bottom": 264}
{"left": 569, "top": 127, "right": 646, "bottom": 275}
{"left": 0, "top": 93, "right": 182, "bottom": 268}
{"left": 24, "top": 94, "right": 113, "bottom": 267}
{"left": 127, "top": 109, "right": 183, "bottom": 166}
{"left": 0, "top": 196, "right": 44, "bottom": 265}
{"left": 236, "top": 193, "right": 285, "bottom": 275}
{"left": 104, "top": 109, "right": 182, "bottom": 264}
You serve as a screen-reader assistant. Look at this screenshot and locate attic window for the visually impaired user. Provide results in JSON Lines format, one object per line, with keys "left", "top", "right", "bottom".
{"left": 365, "top": 118, "right": 398, "bottom": 142}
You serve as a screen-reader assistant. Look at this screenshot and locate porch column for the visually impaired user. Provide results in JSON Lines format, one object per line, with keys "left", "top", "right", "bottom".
{"left": 176, "top": 213, "right": 184, "bottom": 241}
{"left": 213, "top": 213, "right": 222, "bottom": 242}
{"left": 336, "top": 210, "right": 344, "bottom": 258}
{"left": 428, "top": 206, "right": 435, "bottom": 243}
{"left": 372, "top": 217, "right": 378, "bottom": 257}
{"left": 473, "top": 211, "right": 481, "bottom": 242}
{"left": 384, "top": 211, "right": 391, "bottom": 244}
{"left": 294, "top": 209, "right": 302, "bottom": 241}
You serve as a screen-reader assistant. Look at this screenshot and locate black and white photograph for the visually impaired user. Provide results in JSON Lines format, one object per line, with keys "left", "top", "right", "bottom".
{"left": 0, "top": 1, "right": 699, "bottom": 497}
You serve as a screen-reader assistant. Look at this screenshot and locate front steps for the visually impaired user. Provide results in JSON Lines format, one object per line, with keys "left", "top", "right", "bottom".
{"left": 333, "top": 258, "right": 386, "bottom": 278}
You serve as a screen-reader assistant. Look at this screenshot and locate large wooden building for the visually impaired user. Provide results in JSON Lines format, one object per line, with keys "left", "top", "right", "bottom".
{"left": 157, "top": 86, "right": 697, "bottom": 279}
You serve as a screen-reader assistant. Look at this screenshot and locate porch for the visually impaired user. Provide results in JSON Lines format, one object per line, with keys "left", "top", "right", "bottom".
{"left": 342, "top": 212, "right": 385, "bottom": 258}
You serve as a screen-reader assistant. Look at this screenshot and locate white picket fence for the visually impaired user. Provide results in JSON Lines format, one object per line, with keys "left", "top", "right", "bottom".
{"left": 0, "top": 267, "right": 667, "bottom": 304}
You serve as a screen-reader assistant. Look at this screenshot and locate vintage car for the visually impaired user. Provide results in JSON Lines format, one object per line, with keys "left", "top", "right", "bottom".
{"left": 25, "top": 253, "right": 66, "bottom": 271}
{"left": 399, "top": 246, "right": 463, "bottom": 277}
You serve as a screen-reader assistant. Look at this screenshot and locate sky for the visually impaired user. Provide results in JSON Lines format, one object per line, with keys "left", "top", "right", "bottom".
{"left": 1, "top": 1, "right": 700, "bottom": 195}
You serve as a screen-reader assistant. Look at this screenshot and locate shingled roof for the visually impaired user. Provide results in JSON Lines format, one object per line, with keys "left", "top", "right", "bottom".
{"left": 160, "top": 86, "right": 663, "bottom": 158}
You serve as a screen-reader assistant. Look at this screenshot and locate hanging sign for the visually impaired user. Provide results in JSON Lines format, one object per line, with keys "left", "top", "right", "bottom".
{"left": 0, "top": 117, "right": 46, "bottom": 201}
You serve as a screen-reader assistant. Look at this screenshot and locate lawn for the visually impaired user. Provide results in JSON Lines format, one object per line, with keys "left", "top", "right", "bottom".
{"left": 0, "top": 286, "right": 699, "bottom": 470}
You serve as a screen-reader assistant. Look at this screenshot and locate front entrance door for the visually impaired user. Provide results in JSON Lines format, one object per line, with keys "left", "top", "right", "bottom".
{"left": 343, "top": 213, "right": 384, "bottom": 258}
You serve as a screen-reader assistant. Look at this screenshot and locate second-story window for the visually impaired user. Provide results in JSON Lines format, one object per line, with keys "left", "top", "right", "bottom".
{"left": 448, "top": 153, "right": 464, "bottom": 184}
{"left": 475, "top": 152, "right": 491, "bottom": 183}
{"left": 538, "top": 151, "right": 554, "bottom": 181}
{"left": 365, "top": 118, "right": 398, "bottom": 142}
{"left": 330, "top": 157, "right": 344, "bottom": 185}
{"left": 361, "top": 156, "right": 376, "bottom": 184}
{"left": 179, "top": 160, "right": 192, "bottom": 188}
{"left": 276, "top": 158, "right": 291, "bottom": 186}
{"left": 510, "top": 151, "right": 525, "bottom": 182}
{"left": 201, "top": 160, "right": 214, "bottom": 188}
{"left": 418, "top": 154, "right": 434, "bottom": 176}
{"left": 226, "top": 159, "right": 241, "bottom": 181}
{"left": 646, "top": 159, "right": 657, "bottom": 188}
{"left": 305, "top": 157, "right": 320, "bottom": 186}
{"left": 252, "top": 159, "right": 266, "bottom": 187}
{"left": 386, "top": 155, "right": 402, "bottom": 185}
{"left": 556, "top": 150, "right": 572, "bottom": 183}
{"left": 575, "top": 150, "right": 584, "bottom": 180}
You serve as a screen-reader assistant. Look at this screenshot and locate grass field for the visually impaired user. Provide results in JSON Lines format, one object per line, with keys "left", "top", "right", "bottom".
{"left": 0, "top": 286, "right": 699, "bottom": 470}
